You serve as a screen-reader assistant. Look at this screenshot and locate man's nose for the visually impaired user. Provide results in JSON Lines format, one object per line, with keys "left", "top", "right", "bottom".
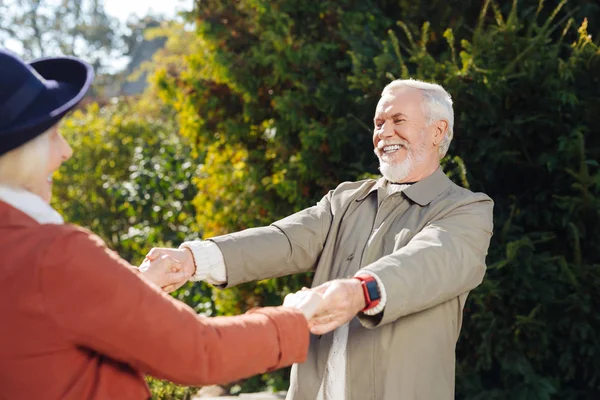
{"left": 378, "top": 120, "right": 394, "bottom": 139}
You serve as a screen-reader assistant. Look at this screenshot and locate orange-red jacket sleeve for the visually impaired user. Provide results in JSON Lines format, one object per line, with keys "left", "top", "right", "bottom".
{"left": 37, "top": 225, "right": 309, "bottom": 385}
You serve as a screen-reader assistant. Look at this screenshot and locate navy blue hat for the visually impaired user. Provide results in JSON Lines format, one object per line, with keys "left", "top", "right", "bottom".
{"left": 0, "top": 49, "right": 94, "bottom": 156}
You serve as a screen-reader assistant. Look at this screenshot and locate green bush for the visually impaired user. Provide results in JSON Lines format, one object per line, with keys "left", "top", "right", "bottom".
{"left": 53, "top": 101, "right": 197, "bottom": 263}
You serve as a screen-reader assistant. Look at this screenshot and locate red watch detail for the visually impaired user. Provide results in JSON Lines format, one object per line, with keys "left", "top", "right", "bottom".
{"left": 353, "top": 275, "right": 381, "bottom": 312}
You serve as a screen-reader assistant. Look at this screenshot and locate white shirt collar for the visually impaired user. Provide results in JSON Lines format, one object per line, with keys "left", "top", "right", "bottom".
{"left": 0, "top": 185, "right": 64, "bottom": 225}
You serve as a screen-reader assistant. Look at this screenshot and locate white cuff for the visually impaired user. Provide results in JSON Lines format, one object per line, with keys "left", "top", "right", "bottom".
{"left": 354, "top": 270, "right": 387, "bottom": 316}
{"left": 179, "top": 240, "right": 227, "bottom": 285}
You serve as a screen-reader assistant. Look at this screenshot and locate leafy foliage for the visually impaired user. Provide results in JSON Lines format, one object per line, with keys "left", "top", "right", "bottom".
{"left": 53, "top": 100, "right": 197, "bottom": 264}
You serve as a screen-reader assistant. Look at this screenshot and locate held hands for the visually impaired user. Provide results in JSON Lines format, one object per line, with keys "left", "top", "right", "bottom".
{"left": 141, "top": 247, "right": 196, "bottom": 292}
{"left": 281, "top": 279, "right": 366, "bottom": 334}
{"left": 300, "top": 279, "right": 366, "bottom": 335}
{"left": 139, "top": 253, "right": 188, "bottom": 290}
{"left": 140, "top": 247, "right": 366, "bottom": 333}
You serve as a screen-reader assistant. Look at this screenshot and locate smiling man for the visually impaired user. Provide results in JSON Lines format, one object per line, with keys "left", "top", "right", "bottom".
{"left": 373, "top": 82, "right": 449, "bottom": 183}
{"left": 148, "top": 79, "right": 494, "bottom": 400}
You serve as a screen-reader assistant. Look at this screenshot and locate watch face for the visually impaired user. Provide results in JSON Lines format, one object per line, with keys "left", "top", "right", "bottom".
{"left": 366, "top": 280, "right": 381, "bottom": 301}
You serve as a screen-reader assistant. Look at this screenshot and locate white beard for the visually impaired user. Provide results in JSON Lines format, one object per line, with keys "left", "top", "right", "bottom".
{"left": 376, "top": 130, "right": 429, "bottom": 183}
{"left": 378, "top": 154, "right": 415, "bottom": 183}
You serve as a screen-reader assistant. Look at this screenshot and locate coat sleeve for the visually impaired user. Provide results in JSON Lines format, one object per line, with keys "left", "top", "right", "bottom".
{"left": 210, "top": 192, "right": 334, "bottom": 287}
{"left": 38, "top": 226, "right": 309, "bottom": 386}
{"left": 358, "top": 194, "right": 494, "bottom": 328}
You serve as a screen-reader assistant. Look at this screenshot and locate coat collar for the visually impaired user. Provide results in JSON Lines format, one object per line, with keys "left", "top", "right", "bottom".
{"left": 356, "top": 178, "right": 387, "bottom": 201}
{"left": 403, "top": 167, "right": 453, "bottom": 206}
{"left": 0, "top": 185, "right": 63, "bottom": 224}
{"left": 356, "top": 167, "right": 452, "bottom": 206}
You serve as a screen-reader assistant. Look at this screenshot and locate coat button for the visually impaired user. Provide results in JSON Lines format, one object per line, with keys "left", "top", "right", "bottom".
{"left": 347, "top": 253, "right": 354, "bottom": 260}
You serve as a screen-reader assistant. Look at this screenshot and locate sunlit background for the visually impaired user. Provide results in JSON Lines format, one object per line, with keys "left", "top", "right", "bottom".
{"left": 1, "top": 1, "right": 599, "bottom": 399}
{"left": 0, "top": 0, "right": 190, "bottom": 73}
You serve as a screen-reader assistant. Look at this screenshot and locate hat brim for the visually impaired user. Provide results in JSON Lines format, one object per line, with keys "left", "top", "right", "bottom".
{"left": 1, "top": 56, "right": 94, "bottom": 155}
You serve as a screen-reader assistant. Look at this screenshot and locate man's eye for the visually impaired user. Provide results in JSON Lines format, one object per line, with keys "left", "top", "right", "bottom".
{"left": 394, "top": 119, "right": 405, "bottom": 124}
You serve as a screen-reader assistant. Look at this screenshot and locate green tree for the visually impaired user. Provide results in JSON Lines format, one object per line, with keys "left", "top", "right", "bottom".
{"left": 0, "top": 0, "right": 122, "bottom": 72}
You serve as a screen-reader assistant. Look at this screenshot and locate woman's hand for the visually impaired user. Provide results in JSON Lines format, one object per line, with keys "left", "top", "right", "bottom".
{"left": 139, "top": 254, "right": 188, "bottom": 291}
{"left": 144, "top": 247, "right": 195, "bottom": 292}
{"left": 283, "top": 288, "right": 325, "bottom": 320}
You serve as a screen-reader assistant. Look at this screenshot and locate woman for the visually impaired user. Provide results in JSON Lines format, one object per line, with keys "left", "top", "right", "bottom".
{"left": 0, "top": 49, "right": 322, "bottom": 399}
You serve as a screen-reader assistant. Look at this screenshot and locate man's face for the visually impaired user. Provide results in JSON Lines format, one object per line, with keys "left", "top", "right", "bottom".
{"left": 372, "top": 88, "right": 441, "bottom": 183}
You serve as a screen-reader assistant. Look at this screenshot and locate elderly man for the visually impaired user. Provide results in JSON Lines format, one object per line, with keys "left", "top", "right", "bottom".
{"left": 149, "top": 79, "right": 494, "bottom": 400}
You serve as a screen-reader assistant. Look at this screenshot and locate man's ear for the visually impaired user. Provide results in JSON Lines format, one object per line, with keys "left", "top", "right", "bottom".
{"left": 433, "top": 120, "right": 449, "bottom": 145}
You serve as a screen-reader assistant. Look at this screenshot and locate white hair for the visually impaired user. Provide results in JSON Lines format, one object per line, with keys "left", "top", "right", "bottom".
{"left": 381, "top": 79, "right": 454, "bottom": 158}
{"left": 0, "top": 128, "right": 51, "bottom": 189}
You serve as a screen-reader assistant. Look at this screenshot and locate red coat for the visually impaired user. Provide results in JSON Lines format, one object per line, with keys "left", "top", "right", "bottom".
{"left": 0, "top": 201, "right": 309, "bottom": 399}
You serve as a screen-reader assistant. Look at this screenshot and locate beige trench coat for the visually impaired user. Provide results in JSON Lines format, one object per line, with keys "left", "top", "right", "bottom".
{"left": 211, "top": 168, "right": 494, "bottom": 400}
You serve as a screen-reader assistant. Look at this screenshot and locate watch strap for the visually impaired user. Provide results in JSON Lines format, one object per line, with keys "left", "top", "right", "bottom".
{"left": 353, "top": 274, "right": 381, "bottom": 312}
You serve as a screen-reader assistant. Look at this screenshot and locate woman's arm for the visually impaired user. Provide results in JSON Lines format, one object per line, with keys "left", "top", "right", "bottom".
{"left": 38, "top": 225, "right": 314, "bottom": 385}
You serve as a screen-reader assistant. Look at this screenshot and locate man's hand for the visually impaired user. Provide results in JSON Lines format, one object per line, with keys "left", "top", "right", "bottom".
{"left": 139, "top": 254, "right": 188, "bottom": 291}
{"left": 144, "top": 247, "right": 196, "bottom": 292}
{"left": 283, "top": 288, "right": 325, "bottom": 320}
{"left": 306, "top": 279, "right": 366, "bottom": 335}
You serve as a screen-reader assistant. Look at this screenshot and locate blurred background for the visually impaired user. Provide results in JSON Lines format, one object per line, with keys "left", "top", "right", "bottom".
{"left": 2, "top": 0, "right": 599, "bottom": 399}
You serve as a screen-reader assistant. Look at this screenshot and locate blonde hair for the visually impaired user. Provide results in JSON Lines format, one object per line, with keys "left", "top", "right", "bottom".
{"left": 382, "top": 79, "right": 454, "bottom": 158}
{"left": 0, "top": 128, "right": 51, "bottom": 189}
